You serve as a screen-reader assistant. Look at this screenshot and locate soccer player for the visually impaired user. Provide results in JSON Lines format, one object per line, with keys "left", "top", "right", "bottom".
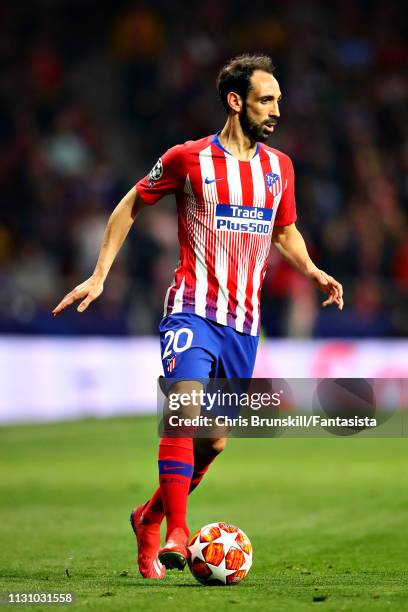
{"left": 52, "top": 54, "right": 343, "bottom": 579}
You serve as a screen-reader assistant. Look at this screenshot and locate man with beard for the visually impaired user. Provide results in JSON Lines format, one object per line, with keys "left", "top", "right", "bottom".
{"left": 52, "top": 54, "right": 343, "bottom": 579}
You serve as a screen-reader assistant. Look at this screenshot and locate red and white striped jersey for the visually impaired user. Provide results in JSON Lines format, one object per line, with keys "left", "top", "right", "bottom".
{"left": 135, "top": 133, "right": 297, "bottom": 336}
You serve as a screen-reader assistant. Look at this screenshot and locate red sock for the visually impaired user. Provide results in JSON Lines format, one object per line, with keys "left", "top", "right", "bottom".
{"left": 157, "top": 437, "right": 194, "bottom": 539}
{"left": 142, "top": 456, "right": 215, "bottom": 525}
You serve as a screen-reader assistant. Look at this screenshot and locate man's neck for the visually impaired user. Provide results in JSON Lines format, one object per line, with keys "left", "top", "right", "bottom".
{"left": 218, "top": 117, "right": 257, "bottom": 162}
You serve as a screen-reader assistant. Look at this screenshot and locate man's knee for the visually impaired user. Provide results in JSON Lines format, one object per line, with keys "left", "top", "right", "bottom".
{"left": 195, "top": 436, "right": 227, "bottom": 458}
{"left": 165, "top": 380, "right": 204, "bottom": 420}
{"left": 211, "top": 437, "right": 227, "bottom": 455}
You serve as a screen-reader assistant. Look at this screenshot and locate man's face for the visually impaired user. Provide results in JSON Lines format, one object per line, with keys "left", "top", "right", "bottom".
{"left": 239, "top": 70, "right": 282, "bottom": 143}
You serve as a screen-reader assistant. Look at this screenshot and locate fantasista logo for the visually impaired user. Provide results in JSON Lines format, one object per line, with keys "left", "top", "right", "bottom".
{"left": 215, "top": 204, "right": 273, "bottom": 234}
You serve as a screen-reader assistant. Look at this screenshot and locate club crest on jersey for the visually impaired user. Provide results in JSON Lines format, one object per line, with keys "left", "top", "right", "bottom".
{"left": 166, "top": 355, "right": 177, "bottom": 373}
{"left": 265, "top": 172, "right": 281, "bottom": 196}
{"left": 147, "top": 158, "right": 163, "bottom": 187}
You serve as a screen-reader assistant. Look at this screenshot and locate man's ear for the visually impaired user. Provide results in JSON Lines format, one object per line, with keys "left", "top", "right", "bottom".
{"left": 226, "top": 91, "right": 243, "bottom": 113}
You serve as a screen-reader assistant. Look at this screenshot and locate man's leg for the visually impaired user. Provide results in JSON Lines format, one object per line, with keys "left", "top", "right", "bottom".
{"left": 133, "top": 314, "right": 220, "bottom": 577}
{"left": 142, "top": 436, "right": 228, "bottom": 526}
{"left": 190, "top": 437, "right": 228, "bottom": 492}
{"left": 131, "top": 380, "right": 198, "bottom": 577}
{"left": 156, "top": 380, "right": 201, "bottom": 569}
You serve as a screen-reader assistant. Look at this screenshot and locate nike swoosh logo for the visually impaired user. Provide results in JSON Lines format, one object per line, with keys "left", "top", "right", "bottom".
{"left": 205, "top": 177, "right": 224, "bottom": 184}
{"left": 162, "top": 464, "right": 185, "bottom": 471}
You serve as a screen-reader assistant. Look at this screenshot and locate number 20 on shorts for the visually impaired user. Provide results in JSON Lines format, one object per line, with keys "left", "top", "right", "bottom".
{"left": 162, "top": 328, "right": 193, "bottom": 359}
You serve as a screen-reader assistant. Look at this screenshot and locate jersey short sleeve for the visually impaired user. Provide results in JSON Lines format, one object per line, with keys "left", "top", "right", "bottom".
{"left": 135, "top": 144, "right": 185, "bottom": 205}
{"left": 274, "top": 154, "right": 297, "bottom": 227}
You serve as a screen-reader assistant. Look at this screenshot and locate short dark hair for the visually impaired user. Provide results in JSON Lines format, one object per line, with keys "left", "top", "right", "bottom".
{"left": 217, "top": 54, "right": 275, "bottom": 113}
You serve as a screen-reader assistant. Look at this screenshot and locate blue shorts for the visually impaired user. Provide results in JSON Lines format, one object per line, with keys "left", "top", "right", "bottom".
{"left": 159, "top": 313, "right": 258, "bottom": 380}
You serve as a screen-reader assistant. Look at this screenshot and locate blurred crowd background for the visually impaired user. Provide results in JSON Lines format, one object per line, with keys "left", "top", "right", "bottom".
{"left": 0, "top": 0, "right": 407, "bottom": 338}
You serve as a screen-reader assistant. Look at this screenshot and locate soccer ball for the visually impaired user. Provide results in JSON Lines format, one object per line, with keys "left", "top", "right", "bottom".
{"left": 187, "top": 522, "right": 253, "bottom": 585}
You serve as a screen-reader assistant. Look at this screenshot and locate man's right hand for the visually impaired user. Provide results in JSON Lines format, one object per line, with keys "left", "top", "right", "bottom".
{"left": 52, "top": 275, "right": 104, "bottom": 316}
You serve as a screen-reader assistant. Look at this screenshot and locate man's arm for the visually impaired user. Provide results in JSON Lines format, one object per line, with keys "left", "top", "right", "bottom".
{"left": 272, "top": 223, "right": 344, "bottom": 310}
{"left": 52, "top": 188, "right": 148, "bottom": 316}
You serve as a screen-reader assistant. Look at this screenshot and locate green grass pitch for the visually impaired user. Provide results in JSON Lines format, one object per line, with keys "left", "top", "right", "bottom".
{"left": 0, "top": 416, "right": 407, "bottom": 611}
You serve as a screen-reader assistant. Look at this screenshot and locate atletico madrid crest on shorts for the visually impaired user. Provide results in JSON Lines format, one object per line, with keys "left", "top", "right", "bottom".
{"left": 166, "top": 355, "right": 177, "bottom": 373}
{"left": 265, "top": 172, "right": 281, "bottom": 196}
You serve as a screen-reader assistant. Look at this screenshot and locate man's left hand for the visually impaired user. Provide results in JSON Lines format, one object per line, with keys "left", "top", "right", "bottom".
{"left": 308, "top": 268, "right": 344, "bottom": 310}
